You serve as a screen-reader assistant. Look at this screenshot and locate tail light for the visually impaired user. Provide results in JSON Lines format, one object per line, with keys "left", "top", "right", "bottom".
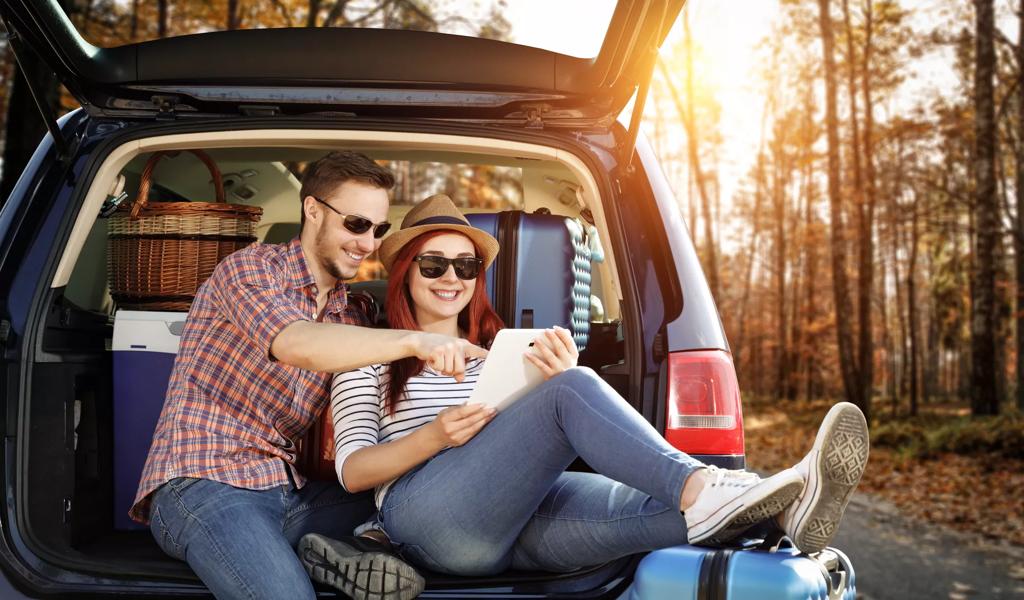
{"left": 664, "top": 350, "right": 745, "bottom": 456}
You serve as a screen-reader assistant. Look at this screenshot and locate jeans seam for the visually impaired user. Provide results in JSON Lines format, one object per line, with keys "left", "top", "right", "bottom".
{"left": 528, "top": 504, "right": 678, "bottom": 524}
{"left": 152, "top": 506, "right": 184, "bottom": 559}
{"left": 284, "top": 493, "right": 366, "bottom": 521}
{"left": 169, "top": 483, "right": 259, "bottom": 600}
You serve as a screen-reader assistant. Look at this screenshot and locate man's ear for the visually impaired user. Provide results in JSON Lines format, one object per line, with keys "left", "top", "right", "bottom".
{"left": 303, "top": 195, "right": 320, "bottom": 224}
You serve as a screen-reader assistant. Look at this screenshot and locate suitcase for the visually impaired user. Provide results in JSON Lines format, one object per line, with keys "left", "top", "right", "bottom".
{"left": 465, "top": 212, "right": 500, "bottom": 303}
{"left": 468, "top": 210, "right": 593, "bottom": 349}
{"left": 623, "top": 537, "right": 856, "bottom": 600}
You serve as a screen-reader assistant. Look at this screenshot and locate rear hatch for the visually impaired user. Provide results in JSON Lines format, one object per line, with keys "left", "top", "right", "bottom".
{"left": 0, "top": 0, "right": 682, "bottom": 124}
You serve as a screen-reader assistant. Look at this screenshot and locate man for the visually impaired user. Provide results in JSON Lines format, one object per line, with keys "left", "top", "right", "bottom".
{"left": 131, "top": 151, "right": 483, "bottom": 600}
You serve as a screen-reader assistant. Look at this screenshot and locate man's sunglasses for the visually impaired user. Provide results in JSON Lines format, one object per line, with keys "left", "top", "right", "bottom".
{"left": 413, "top": 255, "right": 484, "bottom": 280}
{"left": 312, "top": 196, "right": 392, "bottom": 238}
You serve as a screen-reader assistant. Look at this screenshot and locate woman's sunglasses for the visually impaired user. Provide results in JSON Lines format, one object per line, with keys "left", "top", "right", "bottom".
{"left": 413, "top": 255, "right": 484, "bottom": 280}
{"left": 312, "top": 196, "right": 392, "bottom": 238}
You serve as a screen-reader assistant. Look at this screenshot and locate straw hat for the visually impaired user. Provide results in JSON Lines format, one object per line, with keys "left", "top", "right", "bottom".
{"left": 379, "top": 194, "right": 500, "bottom": 272}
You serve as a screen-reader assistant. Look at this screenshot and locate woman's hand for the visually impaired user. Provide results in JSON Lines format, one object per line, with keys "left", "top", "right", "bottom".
{"left": 525, "top": 326, "right": 579, "bottom": 380}
{"left": 424, "top": 403, "right": 497, "bottom": 449}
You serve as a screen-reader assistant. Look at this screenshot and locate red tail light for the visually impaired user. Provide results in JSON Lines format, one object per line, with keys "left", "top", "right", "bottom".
{"left": 664, "top": 350, "right": 745, "bottom": 456}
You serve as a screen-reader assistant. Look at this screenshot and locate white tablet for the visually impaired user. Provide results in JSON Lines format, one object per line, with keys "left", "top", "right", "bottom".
{"left": 468, "top": 328, "right": 548, "bottom": 411}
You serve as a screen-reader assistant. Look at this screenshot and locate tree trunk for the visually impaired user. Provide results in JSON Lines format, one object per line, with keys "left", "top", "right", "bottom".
{"left": 657, "top": 56, "right": 719, "bottom": 300}
{"left": 1016, "top": 0, "right": 1024, "bottom": 412}
{"left": 307, "top": 0, "right": 321, "bottom": 27}
{"left": 228, "top": 0, "right": 241, "bottom": 30}
{"left": 158, "top": 0, "right": 168, "bottom": 38}
{"left": 908, "top": 197, "right": 921, "bottom": 416}
{"left": 893, "top": 195, "right": 909, "bottom": 405}
{"left": 682, "top": 15, "right": 720, "bottom": 300}
{"left": 773, "top": 139, "right": 789, "bottom": 401}
{"left": 817, "top": 0, "right": 862, "bottom": 414}
{"left": 737, "top": 150, "right": 765, "bottom": 370}
{"left": 130, "top": 0, "right": 139, "bottom": 40}
{"left": 0, "top": 40, "right": 60, "bottom": 203}
{"left": 857, "top": 0, "right": 877, "bottom": 418}
{"left": 971, "top": 0, "right": 1002, "bottom": 416}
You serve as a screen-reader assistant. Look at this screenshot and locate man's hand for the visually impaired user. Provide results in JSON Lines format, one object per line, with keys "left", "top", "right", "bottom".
{"left": 424, "top": 403, "right": 496, "bottom": 449}
{"left": 411, "top": 332, "right": 489, "bottom": 382}
{"left": 525, "top": 326, "right": 579, "bottom": 380}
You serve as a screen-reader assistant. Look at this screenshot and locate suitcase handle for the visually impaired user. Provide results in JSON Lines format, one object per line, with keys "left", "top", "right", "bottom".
{"left": 813, "top": 549, "right": 850, "bottom": 600}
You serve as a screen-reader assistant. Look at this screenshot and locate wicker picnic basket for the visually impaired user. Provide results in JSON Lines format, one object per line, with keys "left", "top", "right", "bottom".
{"left": 107, "top": 149, "right": 263, "bottom": 311}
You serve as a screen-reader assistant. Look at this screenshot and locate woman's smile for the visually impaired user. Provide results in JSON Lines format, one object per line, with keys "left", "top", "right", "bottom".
{"left": 431, "top": 289, "right": 461, "bottom": 301}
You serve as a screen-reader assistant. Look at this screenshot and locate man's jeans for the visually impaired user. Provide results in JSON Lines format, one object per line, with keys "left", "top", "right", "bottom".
{"left": 150, "top": 475, "right": 376, "bottom": 600}
{"left": 378, "top": 367, "right": 706, "bottom": 576}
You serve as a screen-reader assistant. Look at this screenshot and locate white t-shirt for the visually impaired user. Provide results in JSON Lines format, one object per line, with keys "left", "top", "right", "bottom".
{"left": 330, "top": 358, "right": 485, "bottom": 507}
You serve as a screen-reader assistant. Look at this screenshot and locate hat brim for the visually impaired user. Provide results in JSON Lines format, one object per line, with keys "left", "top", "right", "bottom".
{"left": 379, "top": 223, "right": 500, "bottom": 273}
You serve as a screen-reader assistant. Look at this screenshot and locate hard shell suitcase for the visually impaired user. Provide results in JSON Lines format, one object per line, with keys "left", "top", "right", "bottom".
{"left": 479, "top": 210, "right": 593, "bottom": 349}
{"left": 465, "top": 212, "right": 500, "bottom": 303}
{"left": 623, "top": 540, "right": 856, "bottom": 600}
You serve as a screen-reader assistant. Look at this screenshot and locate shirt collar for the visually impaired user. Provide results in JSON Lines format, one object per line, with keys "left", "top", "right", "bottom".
{"left": 285, "top": 237, "right": 317, "bottom": 290}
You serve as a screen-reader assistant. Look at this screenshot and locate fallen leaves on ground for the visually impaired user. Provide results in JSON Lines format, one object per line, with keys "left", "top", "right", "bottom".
{"left": 743, "top": 398, "right": 1024, "bottom": 547}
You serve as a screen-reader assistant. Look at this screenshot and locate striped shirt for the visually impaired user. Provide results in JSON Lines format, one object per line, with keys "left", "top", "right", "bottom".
{"left": 331, "top": 358, "right": 485, "bottom": 507}
{"left": 130, "top": 237, "right": 368, "bottom": 524}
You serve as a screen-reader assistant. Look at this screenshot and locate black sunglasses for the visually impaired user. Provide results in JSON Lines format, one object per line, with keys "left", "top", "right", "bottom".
{"left": 413, "top": 255, "right": 483, "bottom": 280}
{"left": 312, "top": 196, "right": 392, "bottom": 238}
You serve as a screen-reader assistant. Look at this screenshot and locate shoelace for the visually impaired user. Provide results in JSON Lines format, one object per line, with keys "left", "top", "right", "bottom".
{"left": 705, "top": 465, "right": 760, "bottom": 488}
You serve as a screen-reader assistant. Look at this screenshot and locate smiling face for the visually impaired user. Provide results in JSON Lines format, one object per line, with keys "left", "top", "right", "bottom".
{"left": 305, "top": 180, "right": 390, "bottom": 282}
{"left": 407, "top": 232, "right": 478, "bottom": 333}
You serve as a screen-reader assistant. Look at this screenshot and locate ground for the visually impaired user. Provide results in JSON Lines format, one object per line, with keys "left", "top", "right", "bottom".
{"left": 743, "top": 398, "right": 1024, "bottom": 599}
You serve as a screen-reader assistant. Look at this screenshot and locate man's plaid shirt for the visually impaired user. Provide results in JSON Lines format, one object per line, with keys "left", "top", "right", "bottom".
{"left": 130, "top": 237, "right": 367, "bottom": 524}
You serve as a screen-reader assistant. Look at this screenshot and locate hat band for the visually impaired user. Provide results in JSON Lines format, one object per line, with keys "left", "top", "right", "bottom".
{"left": 410, "top": 215, "right": 468, "bottom": 227}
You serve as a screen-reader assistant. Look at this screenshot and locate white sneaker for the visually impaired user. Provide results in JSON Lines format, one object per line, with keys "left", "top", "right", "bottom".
{"left": 782, "top": 402, "right": 869, "bottom": 554}
{"left": 685, "top": 466, "right": 804, "bottom": 545}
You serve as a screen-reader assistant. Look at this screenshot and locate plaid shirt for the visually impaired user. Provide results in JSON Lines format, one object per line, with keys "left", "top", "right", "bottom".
{"left": 130, "top": 238, "right": 367, "bottom": 524}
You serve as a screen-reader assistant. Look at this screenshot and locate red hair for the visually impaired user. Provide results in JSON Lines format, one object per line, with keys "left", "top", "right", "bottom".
{"left": 384, "top": 230, "right": 504, "bottom": 413}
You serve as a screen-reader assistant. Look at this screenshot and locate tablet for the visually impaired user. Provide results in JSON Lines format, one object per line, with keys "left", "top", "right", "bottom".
{"left": 468, "top": 329, "right": 548, "bottom": 411}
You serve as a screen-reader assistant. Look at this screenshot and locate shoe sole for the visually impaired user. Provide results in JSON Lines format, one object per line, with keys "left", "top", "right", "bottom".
{"left": 300, "top": 534, "right": 426, "bottom": 600}
{"left": 789, "top": 402, "right": 869, "bottom": 554}
{"left": 688, "top": 472, "right": 804, "bottom": 545}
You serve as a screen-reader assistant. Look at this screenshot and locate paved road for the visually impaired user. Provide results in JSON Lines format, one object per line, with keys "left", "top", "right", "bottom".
{"left": 831, "top": 492, "right": 1024, "bottom": 599}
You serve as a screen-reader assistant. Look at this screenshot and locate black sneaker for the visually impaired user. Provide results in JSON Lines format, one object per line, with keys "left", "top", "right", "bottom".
{"left": 299, "top": 533, "right": 426, "bottom": 600}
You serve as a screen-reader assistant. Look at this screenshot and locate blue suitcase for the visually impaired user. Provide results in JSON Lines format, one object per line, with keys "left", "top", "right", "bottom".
{"left": 465, "top": 212, "right": 500, "bottom": 303}
{"left": 623, "top": 540, "right": 856, "bottom": 600}
{"left": 468, "top": 210, "right": 593, "bottom": 348}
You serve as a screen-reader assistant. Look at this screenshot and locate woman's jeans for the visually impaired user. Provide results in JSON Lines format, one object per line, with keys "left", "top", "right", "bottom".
{"left": 379, "top": 367, "right": 706, "bottom": 576}
{"left": 149, "top": 475, "right": 376, "bottom": 600}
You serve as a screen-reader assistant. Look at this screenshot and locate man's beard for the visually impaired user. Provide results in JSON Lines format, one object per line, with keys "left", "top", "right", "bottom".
{"left": 315, "top": 228, "right": 357, "bottom": 281}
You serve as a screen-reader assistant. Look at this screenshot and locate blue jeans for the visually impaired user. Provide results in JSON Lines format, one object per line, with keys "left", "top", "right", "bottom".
{"left": 378, "top": 367, "right": 706, "bottom": 575}
{"left": 149, "top": 475, "right": 376, "bottom": 599}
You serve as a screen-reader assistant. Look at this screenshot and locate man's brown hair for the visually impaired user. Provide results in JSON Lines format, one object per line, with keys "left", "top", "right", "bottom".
{"left": 299, "top": 151, "right": 395, "bottom": 227}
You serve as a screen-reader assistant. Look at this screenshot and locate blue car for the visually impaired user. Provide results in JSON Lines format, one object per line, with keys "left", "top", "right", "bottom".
{"left": 0, "top": 0, "right": 853, "bottom": 597}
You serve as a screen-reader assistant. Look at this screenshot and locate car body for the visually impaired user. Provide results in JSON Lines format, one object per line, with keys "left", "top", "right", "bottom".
{"left": 0, "top": 1, "right": 749, "bottom": 597}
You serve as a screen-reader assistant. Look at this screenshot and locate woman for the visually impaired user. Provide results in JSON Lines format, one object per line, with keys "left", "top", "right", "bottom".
{"left": 321, "top": 194, "right": 868, "bottom": 576}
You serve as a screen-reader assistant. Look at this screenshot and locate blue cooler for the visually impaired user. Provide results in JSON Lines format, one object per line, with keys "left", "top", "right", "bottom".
{"left": 112, "top": 310, "right": 186, "bottom": 530}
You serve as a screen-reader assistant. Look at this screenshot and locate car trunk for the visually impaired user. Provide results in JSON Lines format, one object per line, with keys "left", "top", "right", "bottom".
{"left": 11, "top": 119, "right": 655, "bottom": 597}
